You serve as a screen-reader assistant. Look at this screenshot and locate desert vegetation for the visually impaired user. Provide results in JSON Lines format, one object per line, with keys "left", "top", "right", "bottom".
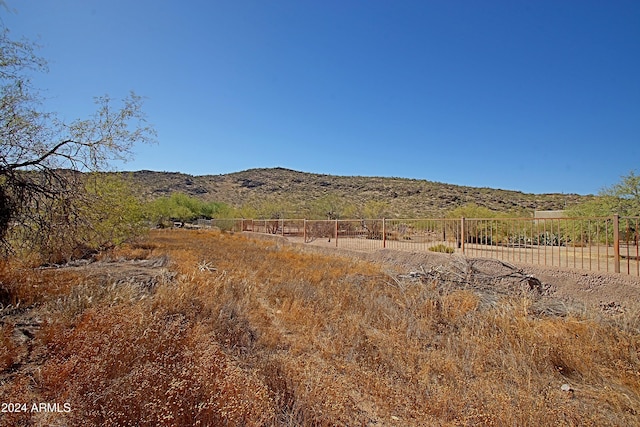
{"left": 144, "top": 191, "right": 234, "bottom": 226}
{"left": 127, "top": 168, "right": 592, "bottom": 219}
{"left": 1, "top": 229, "right": 638, "bottom": 426}
{"left": 428, "top": 243, "right": 455, "bottom": 254}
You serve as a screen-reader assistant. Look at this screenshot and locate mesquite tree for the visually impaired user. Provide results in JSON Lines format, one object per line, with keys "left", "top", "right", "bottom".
{"left": 0, "top": 27, "right": 155, "bottom": 261}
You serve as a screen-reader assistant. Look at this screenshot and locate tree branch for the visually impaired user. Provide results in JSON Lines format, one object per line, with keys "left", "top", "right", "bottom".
{"left": 4, "top": 139, "right": 78, "bottom": 171}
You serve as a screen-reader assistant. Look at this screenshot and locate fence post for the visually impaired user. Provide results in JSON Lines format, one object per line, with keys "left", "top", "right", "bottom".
{"left": 303, "top": 219, "right": 307, "bottom": 243}
{"left": 382, "top": 218, "right": 386, "bottom": 248}
{"left": 460, "top": 217, "right": 466, "bottom": 254}
{"left": 281, "top": 218, "right": 285, "bottom": 236}
{"left": 335, "top": 219, "right": 339, "bottom": 248}
{"left": 613, "top": 214, "right": 620, "bottom": 273}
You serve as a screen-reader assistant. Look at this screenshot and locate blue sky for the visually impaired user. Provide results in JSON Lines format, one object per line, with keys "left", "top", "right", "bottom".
{"left": 3, "top": 1, "right": 639, "bottom": 195}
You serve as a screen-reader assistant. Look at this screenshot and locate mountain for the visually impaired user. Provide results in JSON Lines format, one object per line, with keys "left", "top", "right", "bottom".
{"left": 121, "top": 167, "right": 591, "bottom": 218}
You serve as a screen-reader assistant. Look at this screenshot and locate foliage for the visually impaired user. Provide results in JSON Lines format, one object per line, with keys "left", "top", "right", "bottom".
{"left": 0, "top": 26, "right": 155, "bottom": 261}
{"left": 7, "top": 173, "right": 147, "bottom": 263}
{"left": 145, "top": 192, "right": 232, "bottom": 225}
{"left": 446, "top": 203, "right": 502, "bottom": 219}
{"left": 361, "top": 200, "right": 390, "bottom": 219}
{"left": 565, "top": 197, "right": 619, "bottom": 218}
{"left": 234, "top": 198, "right": 301, "bottom": 220}
{"left": 428, "top": 243, "right": 455, "bottom": 253}
{"left": 82, "top": 174, "right": 147, "bottom": 248}
{"left": 306, "top": 193, "right": 357, "bottom": 219}
{"left": 567, "top": 170, "right": 640, "bottom": 217}
{"left": 253, "top": 199, "right": 294, "bottom": 219}
{"left": 235, "top": 204, "right": 258, "bottom": 219}
{"left": 601, "top": 170, "right": 640, "bottom": 216}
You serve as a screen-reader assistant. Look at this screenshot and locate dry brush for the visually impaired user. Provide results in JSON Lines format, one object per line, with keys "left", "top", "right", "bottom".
{"left": 0, "top": 229, "right": 638, "bottom": 426}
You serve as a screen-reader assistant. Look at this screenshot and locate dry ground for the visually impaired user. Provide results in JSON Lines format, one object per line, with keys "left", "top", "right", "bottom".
{"left": 259, "top": 231, "right": 640, "bottom": 315}
{"left": 1, "top": 229, "right": 639, "bottom": 426}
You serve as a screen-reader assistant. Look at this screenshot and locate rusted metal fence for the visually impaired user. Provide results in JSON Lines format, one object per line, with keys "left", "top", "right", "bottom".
{"left": 205, "top": 216, "right": 639, "bottom": 277}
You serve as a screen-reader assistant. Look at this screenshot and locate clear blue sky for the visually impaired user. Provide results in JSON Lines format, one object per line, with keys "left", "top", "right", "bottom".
{"left": 3, "top": 1, "right": 639, "bottom": 195}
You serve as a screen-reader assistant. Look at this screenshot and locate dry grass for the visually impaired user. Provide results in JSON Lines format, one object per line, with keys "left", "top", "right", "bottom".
{"left": 1, "top": 228, "right": 639, "bottom": 426}
{"left": 0, "top": 258, "right": 83, "bottom": 307}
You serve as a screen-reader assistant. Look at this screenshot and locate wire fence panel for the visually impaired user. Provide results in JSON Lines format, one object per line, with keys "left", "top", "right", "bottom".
{"left": 202, "top": 216, "right": 639, "bottom": 276}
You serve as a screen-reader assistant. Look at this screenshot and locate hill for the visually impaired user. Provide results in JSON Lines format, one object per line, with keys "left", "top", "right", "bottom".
{"left": 123, "top": 167, "right": 592, "bottom": 217}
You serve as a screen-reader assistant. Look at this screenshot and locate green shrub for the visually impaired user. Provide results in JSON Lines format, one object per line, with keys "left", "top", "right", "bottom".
{"left": 428, "top": 244, "right": 455, "bottom": 254}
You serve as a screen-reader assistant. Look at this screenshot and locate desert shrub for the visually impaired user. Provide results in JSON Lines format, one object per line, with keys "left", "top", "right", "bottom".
{"left": 429, "top": 243, "right": 455, "bottom": 253}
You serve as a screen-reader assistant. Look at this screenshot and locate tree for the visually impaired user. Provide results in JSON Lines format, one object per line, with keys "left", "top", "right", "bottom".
{"left": 0, "top": 27, "right": 156, "bottom": 260}
{"left": 15, "top": 173, "right": 147, "bottom": 262}
{"left": 145, "top": 193, "right": 233, "bottom": 226}
{"left": 307, "top": 194, "right": 355, "bottom": 219}
{"left": 567, "top": 171, "right": 640, "bottom": 217}
{"left": 601, "top": 170, "right": 640, "bottom": 216}
{"left": 565, "top": 197, "right": 618, "bottom": 218}
{"left": 361, "top": 200, "right": 390, "bottom": 219}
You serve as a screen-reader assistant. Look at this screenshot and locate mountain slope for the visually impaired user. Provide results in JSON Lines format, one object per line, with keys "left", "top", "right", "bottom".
{"left": 123, "top": 167, "right": 591, "bottom": 217}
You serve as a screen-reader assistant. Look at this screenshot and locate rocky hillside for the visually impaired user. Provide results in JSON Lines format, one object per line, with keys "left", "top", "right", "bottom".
{"left": 121, "top": 167, "right": 592, "bottom": 217}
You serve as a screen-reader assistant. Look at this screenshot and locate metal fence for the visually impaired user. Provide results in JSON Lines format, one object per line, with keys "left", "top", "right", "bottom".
{"left": 461, "top": 216, "right": 639, "bottom": 275}
{"left": 204, "top": 216, "right": 640, "bottom": 277}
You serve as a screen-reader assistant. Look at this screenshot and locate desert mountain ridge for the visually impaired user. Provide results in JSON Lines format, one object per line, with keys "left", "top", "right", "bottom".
{"left": 117, "top": 167, "right": 593, "bottom": 217}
